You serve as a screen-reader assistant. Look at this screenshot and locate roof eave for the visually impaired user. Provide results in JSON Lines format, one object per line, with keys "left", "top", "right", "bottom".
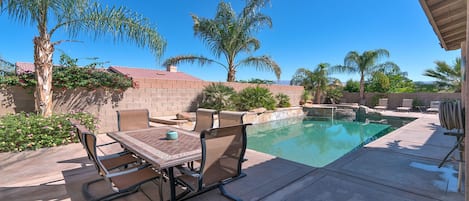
{"left": 420, "top": 0, "right": 450, "bottom": 50}
{"left": 419, "top": 0, "right": 466, "bottom": 51}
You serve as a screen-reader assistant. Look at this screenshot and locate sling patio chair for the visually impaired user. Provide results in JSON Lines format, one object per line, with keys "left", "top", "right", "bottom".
{"left": 76, "top": 124, "right": 139, "bottom": 170}
{"left": 71, "top": 119, "right": 118, "bottom": 149}
{"left": 116, "top": 109, "right": 150, "bottom": 131}
{"left": 218, "top": 110, "right": 249, "bottom": 164}
{"left": 397, "top": 99, "right": 413, "bottom": 112}
{"left": 69, "top": 118, "right": 85, "bottom": 147}
{"left": 193, "top": 108, "right": 217, "bottom": 132}
{"left": 184, "top": 108, "right": 217, "bottom": 170}
{"left": 82, "top": 132, "right": 161, "bottom": 201}
{"left": 176, "top": 124, "right": 251, "bottom": 201}
{"left": 426, "top": 101, "right": 441, "bottom": 113}
{"left": 218, "top": 111, "right": 246, "bottom": 127}
{"left": 373, "top": 98, "right": 388, "bottom": 110}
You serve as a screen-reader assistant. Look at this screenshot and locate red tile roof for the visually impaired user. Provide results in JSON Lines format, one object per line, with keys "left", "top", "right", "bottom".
{"left": 15, "top": 62, "right": 35, "bottom": 74}
{"left": 109, "top": 66, "right": 202, "bottom": 81}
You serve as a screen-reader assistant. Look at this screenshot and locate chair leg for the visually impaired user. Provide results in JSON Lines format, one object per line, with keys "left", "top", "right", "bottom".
{"left": 219, "top": 184, "right": 242, "bottom": 201}
{"left": 439, "top": 136, "right": 464, "bottom": 168}
{"left": 223, "top": 172, "right": 247, "bottom": 184}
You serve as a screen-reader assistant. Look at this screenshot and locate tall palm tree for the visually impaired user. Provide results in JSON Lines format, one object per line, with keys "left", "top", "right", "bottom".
{"left": 0, "top": 0, "right": 166, "bottom": 116}
{"left": 163, "top": 0, "right": 281, "bottom": 82}
{"left": 334, "top": 49, "right": 398, "bottom": 104}
{"left": 291, "top": 63, "right": 331, "bottom": 104}
{"left": 423, "top": 57, "right": 461, "bottom": 92}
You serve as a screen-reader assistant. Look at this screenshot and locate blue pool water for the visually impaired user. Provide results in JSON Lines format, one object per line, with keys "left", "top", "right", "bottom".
{"left": 247, "top": 117, "right": 410, "bottom": 167}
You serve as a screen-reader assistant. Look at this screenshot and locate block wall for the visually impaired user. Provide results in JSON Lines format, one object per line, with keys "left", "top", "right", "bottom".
{"left": 0, "top": 79, "right": 304, "bottom": 133}
{"left": 341, "top": 92, "right": 461, "bottom": 109}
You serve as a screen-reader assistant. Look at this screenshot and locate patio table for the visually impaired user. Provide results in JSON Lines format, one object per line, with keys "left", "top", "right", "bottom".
{"left": 107, "top": 126, "right": 201, "bottom": 201}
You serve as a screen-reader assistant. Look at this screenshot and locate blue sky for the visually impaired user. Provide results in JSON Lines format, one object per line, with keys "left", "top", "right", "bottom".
{"left": 0, "top": 0, "right": 461, "bottom": 83}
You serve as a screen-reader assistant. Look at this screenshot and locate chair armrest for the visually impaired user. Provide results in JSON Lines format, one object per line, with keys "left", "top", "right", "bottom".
{"left": 105, "top": 164, "right": 151, "bottom": 178}
{"left": 99, "top": 150, "right": 131, "bottom": 160}
{"left": 96, "top": 141, "right": 118, "bottom": 147}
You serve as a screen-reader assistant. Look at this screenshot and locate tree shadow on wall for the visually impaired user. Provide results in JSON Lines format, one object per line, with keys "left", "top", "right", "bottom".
{"left": 0, "top": 86, "right": 35, "bottom": 113}
{"left": 53, "top": 88, "right": 124, "bottom": 113}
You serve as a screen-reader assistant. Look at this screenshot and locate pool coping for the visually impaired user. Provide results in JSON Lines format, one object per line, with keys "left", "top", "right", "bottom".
{"left": 259, "top": 110, "right": 464, "bottom": 201}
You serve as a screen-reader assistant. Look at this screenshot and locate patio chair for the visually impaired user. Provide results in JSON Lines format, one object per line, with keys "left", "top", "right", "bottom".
{"left": 219, "top": 111, "right": 246, "bottom": 127}
{"left": 176, "top": 124, "right": 251, "bottom": 201}
{"left": 82, "top": 132, "right": 160, "bottom": 201}
{"left": 184, "top": 108, "right": 217, "bottom": 170}
{"left": 396, "top": 99, "right": 413, "bottom": 112}
{"left": 76, "top": 124, "right": 139, "bottom": 170}
{"left": 426, "top": 101, "right": 440, "bottom": 113}
{"left": 116, "top": 109, "right": 150, "bottom": 131}
{"left": 373, "top": 98, "right": 388, "bottom": 110}
{"left": 69, "top": 118, "right": 85, "bottom": 146}
{"left": 193, "top": 108, "right": 217, "bottom": 132}
{"left": 71, "top": 119, "right": 118, "bottom": 149}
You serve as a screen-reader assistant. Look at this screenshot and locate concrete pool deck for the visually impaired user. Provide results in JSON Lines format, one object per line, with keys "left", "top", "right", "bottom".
{"left": 0, "top": 111, "right": 464, "bottom": 200}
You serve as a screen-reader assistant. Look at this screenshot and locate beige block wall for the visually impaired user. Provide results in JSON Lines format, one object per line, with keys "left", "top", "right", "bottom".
{"left": 0, "top": 79, "right": 303, "bottom": 133}
{"left": 341, "top": 92, "right": 461, "bottom": 109}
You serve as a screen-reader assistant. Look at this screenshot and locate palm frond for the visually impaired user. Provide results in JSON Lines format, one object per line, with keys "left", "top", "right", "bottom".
{"left": 237, "top": 55, "right": 281, "bottom": 80}
{"left": 373, "top": 61, "right": 399, "bottom": 74}
{"left": 290, "top": 68, "right": 314, "bottom": 87}
{"left": 343, "top": 51, "right": 360, "bottom": 70}
{"left": 242, "top": 0, "right": 270, "bottom": 16}
{"left": 163, "top": 55, "right": 226, "bottom": 70}
{"left": 423, "top": 57, "right": 461, "bottom": 92}
{"left": 1, "top": 0, "right": 41, "bottom": 25}
{"left": 331, "top": 64, "right": 356, "bottom": 74}
{"left": 192, "top": 14, "right": 224, "bottom": 58}
{"left": 54, "top": 2, "right": 166, "bottom": 59}
{"left": 241, "top": 12, "right": 272, "bottom": 34}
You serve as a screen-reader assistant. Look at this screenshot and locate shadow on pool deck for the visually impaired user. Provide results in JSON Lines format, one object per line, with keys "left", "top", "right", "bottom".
{"left": 0, "top": 111, "right": 464, "bottom": 201}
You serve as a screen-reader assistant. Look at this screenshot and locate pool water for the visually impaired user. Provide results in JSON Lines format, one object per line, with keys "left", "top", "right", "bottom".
{"left": 247, "top": 118, "right": 408, "bottom": 167}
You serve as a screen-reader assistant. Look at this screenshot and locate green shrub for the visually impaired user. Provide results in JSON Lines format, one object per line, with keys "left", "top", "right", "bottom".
{"left": 371, "top": 94, "right": 387, "bottom": 107}
{"left": 0, "top": 112, "right": 96, "bottom": 152}
{"left": 56, "top": 66, "right": 133, "bottom": 91}
{"left": 0, "top": 72, "right": 36, "bottom": 87}
{"left": 275, "top": 93, "right": 291, "bottom": 107}
{"left": 300, "top": 90, "right": 313, "bottom": 104}
{"left": 237, "top": 78, "right": 274, "bottom": 84}
{"left": 234, "top": 86, "right": 276, "bottom": 111}
{"left": 0, "top": 54, "right": 133, "bottom": 91}
{"left": 344, "top": 79, "right": 359, "bottom": 92}
{"left": 200, "top": 83, "right": 236, "bottom": 111}
{"left": 325, "top": 87, "right": 343, "bottom": 104}
{"left": 412, "top": 98, "right": 424, "bottom": 108}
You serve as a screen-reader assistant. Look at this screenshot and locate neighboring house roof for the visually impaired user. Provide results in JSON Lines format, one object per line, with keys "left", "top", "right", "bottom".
{"left": 14, "top": 62, "right": 108, "bottom": 74}
{"left": 419, "top": 0, "right": 466, "bottom": 51}
{"left": 109, "top": 66, "right": 202, "bottom": 81}
{"left": 15, "top": 62, "right": 35, "bottom": 74}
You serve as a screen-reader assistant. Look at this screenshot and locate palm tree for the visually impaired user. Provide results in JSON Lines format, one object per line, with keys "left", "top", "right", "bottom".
{"left": 334, "top": 49, "right": 398, "bottom": 104}
{"left": 291, "top": 63, "right": 331, "bottom": 104}
{"left": 163, "top": 0, "right": 281, "bottom": 82}
{"left": 0, "top": 0, "right": 166, "bottom": 116}
{"left": 423, "top": 57, "right": 461, "bottom": 92}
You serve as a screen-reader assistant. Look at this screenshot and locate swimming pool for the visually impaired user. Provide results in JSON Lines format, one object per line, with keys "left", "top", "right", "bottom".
{"left": 247, "top": 116, "right": 414, "bottom": 167}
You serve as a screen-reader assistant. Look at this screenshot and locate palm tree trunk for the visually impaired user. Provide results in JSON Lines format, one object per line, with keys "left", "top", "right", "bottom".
{"left": 315, "top": 88, "right": 321, "bottom": 104}
{"left": 227, "top": 60, "right": 236, "bottom": 82}
{"left": 33, "top": 35, "right": 54, "bottom": 117}
{"left": 359, "top": 73, "right": 365, "bottom": 105}
{"left": 227, "top": 70, "right": 236, "bottom": 82}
